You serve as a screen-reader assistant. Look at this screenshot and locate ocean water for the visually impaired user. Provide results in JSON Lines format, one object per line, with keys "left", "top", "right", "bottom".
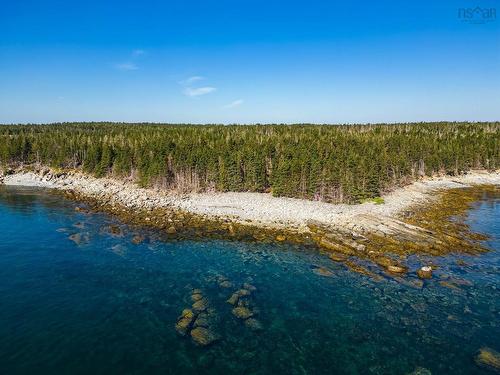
{"left": 0, "top": 186, "right": 498, "bottom": 375}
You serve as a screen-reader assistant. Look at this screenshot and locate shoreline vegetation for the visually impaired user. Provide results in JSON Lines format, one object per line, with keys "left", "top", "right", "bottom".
{"left": 1, "top": 122, "right": 499, "bottom": 279}
{"left": 1, "top": 122, "right": 498, "bottom": 203}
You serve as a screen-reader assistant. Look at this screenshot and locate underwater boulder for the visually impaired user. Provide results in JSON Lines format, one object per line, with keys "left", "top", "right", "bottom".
{"left": 244, "top": 318, "right": 263, "bottom": 331}
{"left": 193, "top": 313, "right": 210, "bottom": 328}
{"left": 219, "top": 280, "right": 233, "bottom": 288}
{"left": 243, "top": 283, "right": 257, "bottom": 292}
{"left": 191, "top": 292, "right": 203, "bottom": 302}
{"left": 237, "top": 289, "right": 251, "bottom": 297}
{"left": 329, "top": 253, "right": 347, "bottom": 262}
{"left": 131, "top": 235, "right": 145, "bottom": 244}
{"left": 175, "top": 309, "right": 195, "bottom": 336}
{"left": 190, "top": 327, "right": 219, "bottom": 346}
{"left": 68, "top": 232, "right": 90, "bottom": 245}
{"left": 73, "top": 222, "right": 85, "bottom": 229}
{"left": 227, "top": 293, "right": 240, "bottom": 305}
{"left": 237, "top": 298, "right": 251, "bottom": 308}
{"left": 312, "top": 266, "right": 334, "bottom": 277}
{"left": 475, "top": 347, "right": 500, "bottom": 372}
{"left": 107, "top": 225, "right": 122, "bottom": 236}
{"left": 192, "top": 298, "right": 209, "bottom": 312}
{"left": 406, "top": 367, "right": 432, "bottom": 375}
{"left": 232, "top": 307, "right": 254, "bottom": 320}
{"left": 417, "top": 266, "right": 433, "bottom": 279}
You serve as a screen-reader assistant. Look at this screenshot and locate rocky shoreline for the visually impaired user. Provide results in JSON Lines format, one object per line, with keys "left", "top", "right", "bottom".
{"left": 1, "top": 166, "right": 499, "bottom": 277}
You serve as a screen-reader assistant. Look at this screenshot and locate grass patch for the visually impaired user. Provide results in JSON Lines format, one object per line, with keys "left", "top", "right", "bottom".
{"left": 361, "top": 197, "right": 385, "bottom": 205}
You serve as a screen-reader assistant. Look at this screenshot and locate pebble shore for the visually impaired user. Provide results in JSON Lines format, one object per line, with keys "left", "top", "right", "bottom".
{"left": 2, "top": 168, "right": 499, "bottom": 233}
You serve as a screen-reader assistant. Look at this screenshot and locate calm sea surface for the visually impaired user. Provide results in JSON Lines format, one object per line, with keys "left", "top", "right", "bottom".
{"left": 0, "top": 186, "right": 498, "bottom": 375}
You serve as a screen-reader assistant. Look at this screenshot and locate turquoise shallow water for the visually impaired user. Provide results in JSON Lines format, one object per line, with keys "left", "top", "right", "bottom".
{"left": 0, "top": 186, "right": 498, "bottom": 375}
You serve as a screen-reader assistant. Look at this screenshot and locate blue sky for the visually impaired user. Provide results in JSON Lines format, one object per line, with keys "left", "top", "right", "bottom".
{"left": 1, "top": 0, "right": 499, "bottom": 124}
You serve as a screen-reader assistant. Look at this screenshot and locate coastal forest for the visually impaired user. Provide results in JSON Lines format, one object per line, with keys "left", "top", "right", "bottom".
{"left": 0, "top": 122, "right": 498, "bottom": 203}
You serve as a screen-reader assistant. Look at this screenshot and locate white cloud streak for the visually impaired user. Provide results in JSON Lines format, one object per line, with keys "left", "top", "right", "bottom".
{"left": 223, "top": 99, "right": 244, "bottom": 108}
{"left": 115, "top": 62, "right": 138, "bottom": 71}
{"left": 180, "top": 76, "right": 205, "bottom": 86}
{"left": 183, "top": 86, "right": 217, "bottom": 97}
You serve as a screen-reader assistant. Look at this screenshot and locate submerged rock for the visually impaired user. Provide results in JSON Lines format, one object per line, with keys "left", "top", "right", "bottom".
{"left": 475, "top": 347, "right": 500, "bottom": 372}
{"left": 73, "top": 222, "right": 85, "bottom": 229}
{"left": 166, "top": 226, "right": 177, "bottom": 234}
{"left": 107, "top": 225, "right": 122, "bottom": 236}
{"left": 439, "top": 281, "right": 462, "bottom": 290}
{"left": 111, "top": 244, "right": 127, "bottom": 256}
{"left": 372, "top": 256, "right": 393, "bottom": 268}
{"left": 192, "top": 298, "right": 209, "bottom": 312}
{"left": 219, "top": 280, "right": 233, "bottom": 288}
{"left": 175, "top": 309, "right": 195, "bottom": 336}
{"left": 244, "top": 318, "right": 263, "bottom": 331}
{"left": 417, "top": 266, "right": 433, "bottom": 279}
{"left": 312, "top": 266, "right": 334, "bottom": 277}
{"left": 406, "top": 367, "right": 432, "bottom": 375}
{"left": 131, "top": 235, "right": 145, "bottom": 245}
{"left": 68, "top": 232, "right": 90, "bottom": 245}
{"left": 329, "top": 253, "right": 347, "bottom": 262}
{"left": 193, "top": 313, "right": 210, "bottom": 328}
{"left": 232, "top": 306, "right": 254, "bottom": 320}
{"left": 243, "top": 283, "right": 257, "bottom": 292}
{"left": 237, "top": 298, "right": 251, "bottom": 308}
{"left": 237, "top": 289, "right": 251, "bottom": 297}
{"left": 190, "top": 327, "right": 219, "bottom": 346}
{"left": 191, "top": 293, "right": 203, "bottom": 302}
{"left": 227, "top": 293, "right": 240, "bottom": 305}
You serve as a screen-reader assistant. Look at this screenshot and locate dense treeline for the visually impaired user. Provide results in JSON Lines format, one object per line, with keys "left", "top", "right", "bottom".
{"left": 0, "top": 122, "right": 498, "bottom": 203}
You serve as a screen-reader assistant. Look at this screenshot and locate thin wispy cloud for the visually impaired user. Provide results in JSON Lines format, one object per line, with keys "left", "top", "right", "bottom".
{"left": 181, "top": 76, "right": 205, "bottom": 86}
{"left": 114, "top": 50, "right": 145, "bottom": 71}
{"left": 115, "top": 62, "right": 139, "bottom": 71}
{"left": 183, "top": 87, "right": 217, "bottom": 97}
{"left": 180, "top": 75, "right": 216, "bottom": 97}
{"left": 223, "top": 99, "right": 243, "bottom": 109}
{"left": 132, "top": 49, "right": 146, "bottom": 56}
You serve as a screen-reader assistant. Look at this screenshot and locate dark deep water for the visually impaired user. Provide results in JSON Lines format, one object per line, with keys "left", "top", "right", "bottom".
{"left": 0, "top": 186, "right": 498, "bottom": 375}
